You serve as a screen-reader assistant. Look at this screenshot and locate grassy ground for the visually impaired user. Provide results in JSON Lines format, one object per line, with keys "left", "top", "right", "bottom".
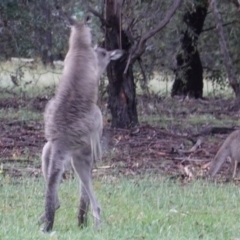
{"left": 1, "top": 62, "right": 240, "bottom": 240}
{"left": 1, "top": 175, "right": 240, "bottom": 240}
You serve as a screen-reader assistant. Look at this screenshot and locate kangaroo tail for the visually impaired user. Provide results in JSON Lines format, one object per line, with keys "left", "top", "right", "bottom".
{"left": 91, "top": 130, "right": 102, "bottom": 163}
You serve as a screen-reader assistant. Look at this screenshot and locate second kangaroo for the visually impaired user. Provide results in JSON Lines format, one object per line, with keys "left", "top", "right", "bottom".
{"left": 209, "top": 130, "right": 240, "bottom": 178}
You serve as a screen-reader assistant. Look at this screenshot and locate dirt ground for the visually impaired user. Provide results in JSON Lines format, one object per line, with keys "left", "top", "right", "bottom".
{"left": 0, "top": 95, "right": 240, "bottom": 182}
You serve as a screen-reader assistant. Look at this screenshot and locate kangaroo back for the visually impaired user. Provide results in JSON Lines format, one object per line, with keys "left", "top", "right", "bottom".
{"left": 44, "top": 18, "right": 98, "bottom": 144}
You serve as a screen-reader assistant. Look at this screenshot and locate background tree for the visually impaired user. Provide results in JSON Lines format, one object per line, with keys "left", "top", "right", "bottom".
{"left": 0, "top": 1, "right": 33, "bottom": 59}
{"left": 33, "top": 0, "right": 54, "bottom": 65}
{"left": 202, "top": 1, "right": 240, "bottom": 94}
{"left": 0, "top": 0, "right": 72, "bottom": 63}
{"left": 171, "top": 0, "right": 209, "bottom": 98}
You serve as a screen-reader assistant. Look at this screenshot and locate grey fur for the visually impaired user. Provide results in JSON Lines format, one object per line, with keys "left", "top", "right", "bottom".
{"left": 40, "top": 18, "right": 123, "bottom": 232}
{"left": 209, "top": 130, "right": 240, "bottom": 178}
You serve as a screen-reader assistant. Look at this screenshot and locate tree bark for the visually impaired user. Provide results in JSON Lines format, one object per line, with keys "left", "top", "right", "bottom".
{"left": 231, "top": 0, "right": 240, "bottom": 11}
{"left": 105, "top": 0, "right": 138, "bottom": 128}
{"left": 171, "top": 0, "right": 208, "bottom": 98}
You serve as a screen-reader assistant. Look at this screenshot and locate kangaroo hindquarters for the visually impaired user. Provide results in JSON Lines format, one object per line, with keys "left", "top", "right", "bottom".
{"left": 71, "top": 146, "right": 101, "bottom": 229}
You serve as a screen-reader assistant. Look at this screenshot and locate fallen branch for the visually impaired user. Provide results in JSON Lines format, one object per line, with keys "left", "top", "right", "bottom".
{"left": 193, "top": 127, "right": 236, "bottom": 137}
{"left": 172, "top": 157, "right": 210, "bottom": 162}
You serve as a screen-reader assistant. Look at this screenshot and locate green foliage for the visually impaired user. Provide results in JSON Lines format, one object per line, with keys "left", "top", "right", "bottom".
{"left": 199, "top": 1, "right": 240, "bottom": 86}
{"left": 0, "top": 1, "right": 79, "bottom": 62}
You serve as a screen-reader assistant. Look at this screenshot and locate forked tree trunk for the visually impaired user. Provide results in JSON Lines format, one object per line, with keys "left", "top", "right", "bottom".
{"left": 107, "top": 55, "right": 138, "bottom": 128}
{"left": 105, "top": 1, "right": 138, "bottom": 128}
{"left": 171, "top": 0, "right": 208, "bottom": 98}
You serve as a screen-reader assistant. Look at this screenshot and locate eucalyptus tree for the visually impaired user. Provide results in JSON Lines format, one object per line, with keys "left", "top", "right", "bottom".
{"left": 84, "top": 0, "right": 183, "bottom": 128}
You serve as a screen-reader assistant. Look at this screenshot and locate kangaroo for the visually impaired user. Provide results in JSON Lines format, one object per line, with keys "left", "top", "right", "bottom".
{"left": 39, "top": 16, "right": 123, "bottom": 232}
{"left": 209, "top": 130, "right": 240, "bottom": 178}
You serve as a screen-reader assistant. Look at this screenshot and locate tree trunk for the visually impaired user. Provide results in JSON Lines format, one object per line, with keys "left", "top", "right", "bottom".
{"left": 38, "top": 0, "right": 53, "bottom": 65}
{"left": 171, "top": 0, "right": 208, "bottom": 98}
{"left": 105, "top": 1, "right": 138, "bottom": 128}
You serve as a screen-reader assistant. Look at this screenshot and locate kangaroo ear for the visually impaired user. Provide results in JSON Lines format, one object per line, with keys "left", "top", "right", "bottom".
{"left": 84, "top": 13, "right": 92, "bottom": 25}
{"left": 110, "top": 49, "right": 124, "bottom": 60}
{"left": 68, "top": 17, "right": 77, "bottom": 26}
{"left": 93, "top": 44, "right": 98, "bottom": 50}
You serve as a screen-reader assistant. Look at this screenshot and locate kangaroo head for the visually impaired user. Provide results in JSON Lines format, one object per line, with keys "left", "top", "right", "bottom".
{"left": 94, "top": 46, "right": 124, "bottom": 77}
{"left": 68, "top": 15, "right": 92, "bottom": 48}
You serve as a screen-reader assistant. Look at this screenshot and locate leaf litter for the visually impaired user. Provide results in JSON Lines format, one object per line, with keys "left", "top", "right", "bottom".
{"left": 0, "top": 96, "right": 240, "bottom": 183}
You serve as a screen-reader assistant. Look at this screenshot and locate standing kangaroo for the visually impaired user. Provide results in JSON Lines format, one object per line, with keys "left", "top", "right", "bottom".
{"left": 40, "top": 16, "right": 123, "bottom": 232}
{"left": 209, "top": 130, "right": 240, "bottom": 178}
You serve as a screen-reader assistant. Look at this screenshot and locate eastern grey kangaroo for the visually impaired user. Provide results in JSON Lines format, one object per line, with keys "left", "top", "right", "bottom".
{"left": 40, "top": 16, "right": 123, "bottom": 232}
{"left": 209, "top": 130, "right": 240, "bottom": 178}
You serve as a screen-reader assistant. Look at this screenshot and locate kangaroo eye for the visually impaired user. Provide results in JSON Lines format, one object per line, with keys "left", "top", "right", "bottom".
{"left": 101, "top": 52, "right": 106, "bottom": 57}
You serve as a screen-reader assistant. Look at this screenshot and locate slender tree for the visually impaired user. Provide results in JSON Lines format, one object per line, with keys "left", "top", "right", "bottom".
{"left": 210, "top": 0, "right": 240, "bottom": 99}
{"left": 37, "top": 0, "right": 54, "bottom": 65}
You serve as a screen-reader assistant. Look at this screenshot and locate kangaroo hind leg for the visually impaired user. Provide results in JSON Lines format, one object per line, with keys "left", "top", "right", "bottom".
{"left": 72, "top": 146, "right": 101, "bottom": 229}
{"left": 39, "top": 142, "right": 61, "bottom": 225}
{"left": 42, "top": 141, "right": 69, "bottom": 232}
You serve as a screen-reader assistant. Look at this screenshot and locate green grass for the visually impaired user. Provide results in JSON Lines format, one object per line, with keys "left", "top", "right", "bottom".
{"left": 0, "top": 61, "right": 234, "bottom": 98}
{"left": 0, "top": 61, "right": 61, "bottom": 98}
{"left": 139, "top": 112, "right": 240, "bottom": 133}
{"left": 0, "top": 107, "right": 42, "bottom": 121}
{"left": 1, "top": 175, "right": 240, "bottom": 240}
